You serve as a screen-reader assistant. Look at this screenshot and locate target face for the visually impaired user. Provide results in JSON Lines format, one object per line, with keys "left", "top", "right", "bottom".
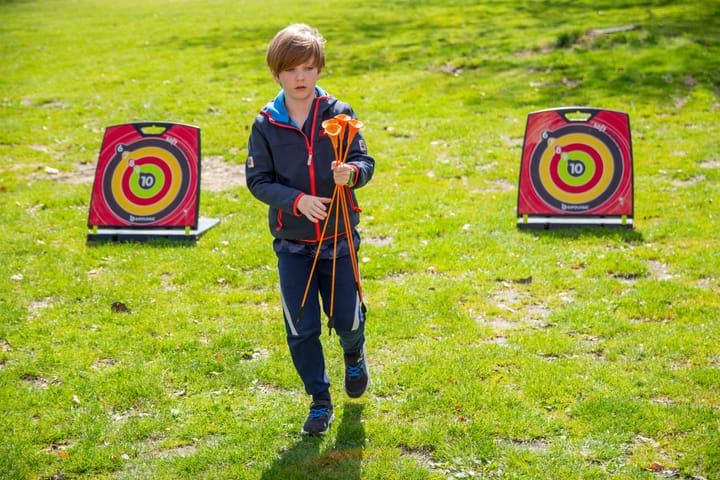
{"left": 517, "top": 108, "right": 633, "bottom": 225}
{"left": 88, "top": 123, "right": 200, "bottom": 228}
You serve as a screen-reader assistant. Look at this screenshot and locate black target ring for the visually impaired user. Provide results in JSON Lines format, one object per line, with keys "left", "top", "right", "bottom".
{"left": 102, "top": 138, "right": 191, "bottom": 224}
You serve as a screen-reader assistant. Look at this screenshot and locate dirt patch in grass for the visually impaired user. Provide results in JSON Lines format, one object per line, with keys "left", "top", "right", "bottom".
{"left": 697, "top": 278, "right": 719, "bottom": 290}
{"left": 671, "top": 174, "right": 706, "bottom": 187}
{"left": 497, "top": 438, "right": 552, "bottom": 453}
{"left": 91, "top": 357, "right": 118, "bottom": 369}
{"left": 483, "top": 335, "right": 510, "bottom": 345}
{"left": 481, "top": 179, "right": 516, "bottom": 192}
{"left": 483, "top": 318, "right": 518, "bottom": 330}
{"left": 699, "top": 160, "right": 720, "bottom": 169}
{"left": 151, "top": 442, "right": 199, "bottom": 458}
{"left": 490, "top": 283, "right": 550, "bottom": 323}
{"left": 200, "top": 155, "right": 246, "bottom": 191}
{"left": 364, "top": 235, "right": 393, "bottom": 247}
{"left": 111, "top": 409, "right": 152, "bottom": 422}
{"left": 648, "top": 260, "right": 676, "bottom": 280}
{"left": 399, "top": 444, "right": 438, "bottom": 472}
{"left": 20, "top": 374, "right": 61, "bottom": 389}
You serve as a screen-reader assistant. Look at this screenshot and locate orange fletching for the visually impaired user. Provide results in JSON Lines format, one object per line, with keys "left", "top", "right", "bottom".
{"left": 322, "top": 118, "right": 340, "bottom": 130}
{"left": 323, "top": 121, "right": 343, "bottom": 161}
{"left": 323, "top": 121, "right": 342, "bottom": 137}
{"left": 340, "top": 119, "right": 364, "bottom": 164}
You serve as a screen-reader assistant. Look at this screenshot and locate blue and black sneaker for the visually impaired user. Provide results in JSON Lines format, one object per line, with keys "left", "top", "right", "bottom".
{"left": 301, "top": 400, "right": 334, "bottom": 435}
{"left": 344, "top": 345, "right": 369, "bottom": 398}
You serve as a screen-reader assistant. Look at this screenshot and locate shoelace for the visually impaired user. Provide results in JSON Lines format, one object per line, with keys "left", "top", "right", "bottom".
{"left": 346, "top": 361, "right": 364, "bottom": 378}
{"left": 309, "top": 407, "right": 330, "bottom": 419}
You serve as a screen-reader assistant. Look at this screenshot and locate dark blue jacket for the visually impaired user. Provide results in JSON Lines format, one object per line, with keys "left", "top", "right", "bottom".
{"left": 246, "top": 87, "right": 375, "bottom": 242}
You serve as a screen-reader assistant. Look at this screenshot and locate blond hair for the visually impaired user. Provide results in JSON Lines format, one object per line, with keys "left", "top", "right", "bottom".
{"left": 266, "top": 24, "right": 326, "bottom": 76}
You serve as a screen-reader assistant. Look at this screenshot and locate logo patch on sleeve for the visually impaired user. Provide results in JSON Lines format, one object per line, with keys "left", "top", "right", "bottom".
{"left": 247, "top": 156, "right": 255, "bottom": 168}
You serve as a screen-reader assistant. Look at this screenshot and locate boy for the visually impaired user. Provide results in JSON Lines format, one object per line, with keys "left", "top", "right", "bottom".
{"left": 246, "top": 23, "right": 375, "bottom": 435}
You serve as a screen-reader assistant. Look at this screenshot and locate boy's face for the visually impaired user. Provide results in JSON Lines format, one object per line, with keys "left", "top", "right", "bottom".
{"left": 274, "top": 59, "right": 321, "bottom": 103}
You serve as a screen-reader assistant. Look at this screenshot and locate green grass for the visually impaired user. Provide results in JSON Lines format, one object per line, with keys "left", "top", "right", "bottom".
{"left": 1, "top": 0, "right": 719, "bottom": 478}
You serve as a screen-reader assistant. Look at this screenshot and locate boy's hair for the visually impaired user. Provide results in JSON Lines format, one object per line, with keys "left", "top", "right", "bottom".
{"left": 266, "top": 23, "right": 326, "bottom": 76}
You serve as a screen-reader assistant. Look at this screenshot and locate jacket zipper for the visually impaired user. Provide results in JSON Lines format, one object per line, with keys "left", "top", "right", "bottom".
{"left": 306, "top": 97, "right": 322, "bottom": 240}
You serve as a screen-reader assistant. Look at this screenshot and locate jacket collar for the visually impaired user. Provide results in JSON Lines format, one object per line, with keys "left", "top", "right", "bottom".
{"left": 263, "top": 86, "right": 328, "bottom": 127}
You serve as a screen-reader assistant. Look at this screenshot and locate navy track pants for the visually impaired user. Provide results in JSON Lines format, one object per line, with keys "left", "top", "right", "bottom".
{"left": 277, "top": 251, "right": 365, "bottom": 397}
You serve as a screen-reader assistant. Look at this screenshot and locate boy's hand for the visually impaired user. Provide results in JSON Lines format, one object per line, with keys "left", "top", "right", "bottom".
{"left": 331, "top": 161, "right": 354, "bottom": 186}
{"left": 297, "top": 194, "right": 331, "bottom": 223}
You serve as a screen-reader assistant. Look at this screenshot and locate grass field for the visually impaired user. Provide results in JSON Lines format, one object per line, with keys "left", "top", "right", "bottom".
{"left": 1, "top": 0, "right": 719, "bottom": 479}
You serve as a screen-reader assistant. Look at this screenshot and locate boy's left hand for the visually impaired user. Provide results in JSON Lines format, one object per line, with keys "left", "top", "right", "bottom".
{"left": 331, "top": 161, "right": 354, "bottom": 186}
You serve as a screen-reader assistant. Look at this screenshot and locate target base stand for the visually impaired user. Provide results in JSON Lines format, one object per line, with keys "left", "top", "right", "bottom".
{"left": 87, "top": 122, "right": 219, "bottom": 242}
{"left": 517, "top": 107, "right": 634, "bottom": 229}
{"left": 518, "top": 214, "right": 632, "bottom": 229}
{"left": 87, "top": 217, "right": 220, "bottom": 243}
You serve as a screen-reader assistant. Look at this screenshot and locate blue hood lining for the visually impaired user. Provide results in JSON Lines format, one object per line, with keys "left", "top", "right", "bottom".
{"left": 263, "top": 86, "right": 328, "bottom": 127}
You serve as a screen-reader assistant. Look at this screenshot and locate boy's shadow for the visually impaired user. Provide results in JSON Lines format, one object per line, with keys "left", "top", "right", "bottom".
{"left": 261, "top": 403, "right": 365, "bottom": 480}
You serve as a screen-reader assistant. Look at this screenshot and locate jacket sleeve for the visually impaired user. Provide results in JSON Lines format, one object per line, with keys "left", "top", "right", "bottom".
{"left": 246, "top": 120, "right": 304, "bottom": 215}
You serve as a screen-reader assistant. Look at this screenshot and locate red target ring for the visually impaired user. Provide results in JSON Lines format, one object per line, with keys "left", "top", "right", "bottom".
{"left": 120, "top": 155, "right": 173, "bottom": 206}
{"left": 548, "top": 143, "right": 604, "bottom": 194}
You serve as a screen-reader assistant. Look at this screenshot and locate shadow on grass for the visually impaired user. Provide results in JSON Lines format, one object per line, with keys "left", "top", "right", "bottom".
{"left": 85, "top": 238, "right": 199, "bottom": 248}
{"left": 261, "top": 403, "right": 365, "bottom": 480}
{"left": 519, "top": 225, "right": 645, "bottom": 243}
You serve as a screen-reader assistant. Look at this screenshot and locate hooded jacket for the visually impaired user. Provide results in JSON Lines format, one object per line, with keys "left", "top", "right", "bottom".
{"left": 246, "top": 87, "right": 375, "bottom": 242}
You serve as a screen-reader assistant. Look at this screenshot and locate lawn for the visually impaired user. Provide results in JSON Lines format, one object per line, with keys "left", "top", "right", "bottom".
{"left": 1, "top": 0, "right": 719, "bottom": 479}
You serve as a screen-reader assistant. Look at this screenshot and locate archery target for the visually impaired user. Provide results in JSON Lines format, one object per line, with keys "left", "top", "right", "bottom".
{"left": 531, "top": 124, "right": 623, "bottom": 211}
{"left": 88, "top": 123, "right": 200, "bottom": 228}
{"left": 517, "top": 108, "right": 633, "bottom": 227}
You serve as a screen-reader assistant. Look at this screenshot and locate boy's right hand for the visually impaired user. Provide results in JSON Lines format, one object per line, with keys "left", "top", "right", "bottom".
{"left": 297, "top": 194, "right": 332, "bottom": 223}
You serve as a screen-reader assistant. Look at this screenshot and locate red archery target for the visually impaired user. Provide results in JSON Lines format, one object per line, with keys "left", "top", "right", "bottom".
{"left": 517, "top": 108, "right": 633, "bottom": 227}
{"left": 88, "top": 123, "right": 200, "bottom": 228}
